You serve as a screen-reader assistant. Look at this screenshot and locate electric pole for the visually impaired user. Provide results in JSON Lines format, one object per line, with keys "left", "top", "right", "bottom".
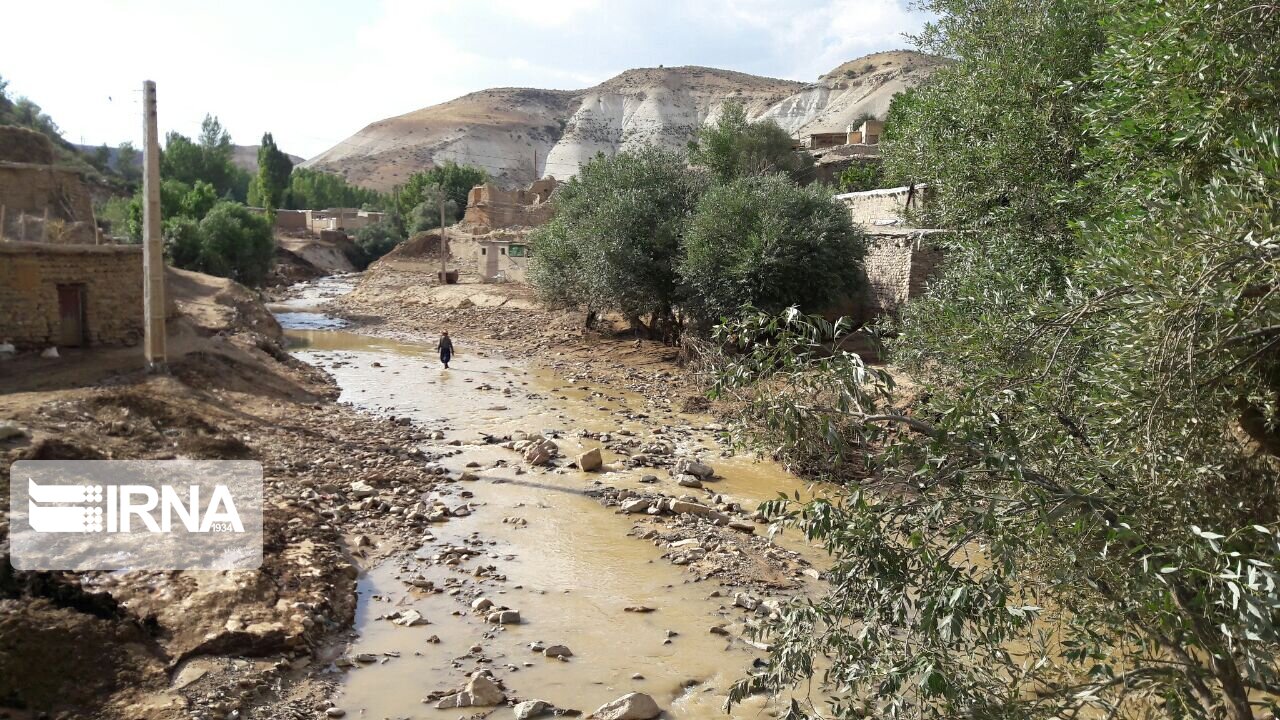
{"left": 438, "top": 190, "right": 448, "bottom": 282}
{"left": 141, "top": 80, "right": 167, "bottom": 370}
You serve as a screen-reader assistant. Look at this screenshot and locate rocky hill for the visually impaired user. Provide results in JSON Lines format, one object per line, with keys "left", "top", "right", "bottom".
{"left": 304, "top": 50, "right": 947, "bottom": 190}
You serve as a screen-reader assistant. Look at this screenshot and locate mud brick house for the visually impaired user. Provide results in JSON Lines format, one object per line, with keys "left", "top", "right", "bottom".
{"left": 835, "top": 184, "right": 947, "bottom": 319}
{"left": 0, "top": 241, "right": 144, "bottom": 349}
{"left": 460, "top": 178, "right": 557, "bottom": 234}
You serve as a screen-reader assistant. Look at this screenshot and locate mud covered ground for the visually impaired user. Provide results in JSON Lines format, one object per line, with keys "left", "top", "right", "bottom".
{"left": 0, "top": 263, "right": 831, "bottom": 720}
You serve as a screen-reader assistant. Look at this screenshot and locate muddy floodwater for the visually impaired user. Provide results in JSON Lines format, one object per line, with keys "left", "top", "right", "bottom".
{"left": 282, "top": 307, "right": 827, "bottom": 719}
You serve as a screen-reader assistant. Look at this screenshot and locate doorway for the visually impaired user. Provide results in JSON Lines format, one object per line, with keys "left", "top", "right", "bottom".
{"left": 56, "top": 284, "right": 86, "bottom": 347}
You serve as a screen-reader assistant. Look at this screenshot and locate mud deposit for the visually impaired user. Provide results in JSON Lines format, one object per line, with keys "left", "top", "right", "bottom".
{"left": 283, "top": 315, "right": 828, "bottom": 719}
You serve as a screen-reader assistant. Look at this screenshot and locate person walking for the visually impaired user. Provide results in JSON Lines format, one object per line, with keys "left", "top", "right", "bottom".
{"left": 437, "top": 331, "right": 454, "bottom": 369}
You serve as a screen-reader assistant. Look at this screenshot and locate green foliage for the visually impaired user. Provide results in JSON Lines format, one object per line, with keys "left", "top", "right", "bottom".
{"left": 714, "top": 0, "right": 1280, "bottom": 718}
{"left": 162, "top": 215, "right": 203, "bottom": 269}
{"left": 97, "top": 196, "right": 133, "bottom": 239}
{"left": 688, "top": 101, "right": 812, "bottom": 183}
{"left": 391, "top": 161, "right": 487, "bottom": 221}
{"left": 115, "top": 141, "right": 139, "bottom": 183}
{"left": 160, "top": 115, "right": 250, "bottom": 201}
{"left": 255, "top": 132, "right": 293, "bottom": 210}
{"left": 284, "top": 167, "right": 386, "bottom": 211}
{"left": 835, "top": 161, "right": 883, "bottom": 192}
{"left": 352, "top": 212, "right": 406, "bottom": 267}
{"left": 528, "top": 147, "right": 706, "bottom": 333}
{"left": 680, "top": 175, "right": 865, "bottom": 327}
{"left": 193, "top": 202, "right": 275, "bottom": 286}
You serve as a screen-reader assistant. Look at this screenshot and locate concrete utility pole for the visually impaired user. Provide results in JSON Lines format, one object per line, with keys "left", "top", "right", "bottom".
{"left": 438, "top": 191, "right": 449, "bottom": 282}
{"left": 141, "top": 80, "right": 167, "bottom": 370}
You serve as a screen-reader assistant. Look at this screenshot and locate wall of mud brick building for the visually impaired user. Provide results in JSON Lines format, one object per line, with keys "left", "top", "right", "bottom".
{"left": 858, "top": 233, "right": 945, "bottom": 319}
{"left": 0, "top": 242, "right": 144, "bottom": 348}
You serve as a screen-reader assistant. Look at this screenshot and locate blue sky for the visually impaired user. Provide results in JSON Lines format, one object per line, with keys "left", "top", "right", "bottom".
{"left": 0, "top": 0, "right": 929, "bottom": 159}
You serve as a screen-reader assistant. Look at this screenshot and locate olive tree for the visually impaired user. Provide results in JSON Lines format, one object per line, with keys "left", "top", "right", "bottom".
{"left": 528, "top": 147, "right": 705, "bottom": 335}
{"left": 713, "top": 0, "right": 1280, "bottom": 718}
{"left": 679, "top": 174, "right": 865, "bottom": 328}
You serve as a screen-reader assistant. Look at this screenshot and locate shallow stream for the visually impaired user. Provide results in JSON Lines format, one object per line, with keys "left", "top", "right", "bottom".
{"left": 277, "top": 278, "right": 826, "bottom": 719}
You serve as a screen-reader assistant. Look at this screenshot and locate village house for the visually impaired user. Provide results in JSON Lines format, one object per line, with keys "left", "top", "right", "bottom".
{"left": 835, "top": 183, "right": 947, "bottom": 320}
{"left": 0, "top": 127, "right": 145, "bottom": 351}
{"left": 445, "top": 177, "right": 558, "bottom": 282}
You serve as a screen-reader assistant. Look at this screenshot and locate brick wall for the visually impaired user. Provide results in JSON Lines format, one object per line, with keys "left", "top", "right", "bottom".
{"left": 462, "top": 179, "right": 557, "bottom": 232}
{"left": 859, "top": 232, "right": 945, "bottom": 320}
{"left": 0, "top": 242, "right": 144, "bottom": 349}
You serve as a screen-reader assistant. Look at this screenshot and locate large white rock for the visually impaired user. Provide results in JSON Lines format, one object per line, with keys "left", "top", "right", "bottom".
{"left": 577, "top": 447, "right": 603, "bottom": 471}
{"left": 435, "top": 674, "right": 505, "bottom": 708}
{"left": 591, "top": 692, "right": 661, "bottom": 720}
{"left": 514, "top": 699, "right": 552, "bottom": 720}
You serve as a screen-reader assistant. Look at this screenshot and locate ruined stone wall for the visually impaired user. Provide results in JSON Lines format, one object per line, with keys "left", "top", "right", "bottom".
{"left": 462, "top": 178, "right": 557, "bottom": 232}
{"left": 0, "top": 242, "right": 144, "bottom": 348}
{"left": 0, "top": 163, "right": 96, "bottom": 241}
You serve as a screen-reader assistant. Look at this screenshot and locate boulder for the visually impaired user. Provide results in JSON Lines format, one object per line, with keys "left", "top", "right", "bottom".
{"left": 0, "top": 421, "right": 28, "bottom": 441}
{"left": 620, "top": 498, "right": 652, "bottom": 514}
{"left": 577, "top": 448, "right": 603, "bottom": 472}
{"left": 515, "top": 700, "right": 553, "bottom": 720}
{"left": 674, "top": 458, "right": 714, "bottom": 480}
{"left": 436, "top": 674, "right": 506, "bottom": 708}
{"left": 677, "top": 475, "right": 702, "bottom": 489}
{"left": 543, "top": 644, "right": 573, "bottom": 658}
{"left": 472, "top": 597, "right": 494, "bottom": 612}
{"left": 389, "top": 609, "right": 426, "bottom": 627}
{"left": 591, "top": 692, "right": 661, "bottom": 720}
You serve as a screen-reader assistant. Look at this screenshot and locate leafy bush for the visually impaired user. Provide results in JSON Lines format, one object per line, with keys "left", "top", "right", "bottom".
{"left": 688, "top": 101, "right": 812, "bottom": 183}
{"left": 835, "top": 161, "right": 883, "bottom": 192}
{"left": 391, "top": 161, "right": 488, "bottom": 220}
{"left": 680, "top": 175, "right": 865, "bottom": 327}
{"left": 352, "top": 215, "right": 406, "bottom": 267}
{"left": 193, "top": 202, "right": 275, "bottom": 286}
{"left": 162, "top": 216, "right": 203, "bottom": 269}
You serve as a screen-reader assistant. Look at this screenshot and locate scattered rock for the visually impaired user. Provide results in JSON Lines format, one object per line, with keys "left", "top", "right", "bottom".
{"left": 623, "top": 605, "right": 655, "bottom": 614}
{"left": 0, "top": 421, "right": 28, "bottom": 441}
{"left": 472, "top": 597, "right": 494, "bottom": 612}
{"left": 350, "top": 480, "right": 375, "bottom": 499}
{"left": 543, "top": 644, "right": 573, "bottom": 659}
{"left": 487, "top": 610, "right": 521, "bottom": 625}
{"left": 620, "top": 498, "right": 652, "bottom": 514}
{"left": 677, "top": 475, "right": 702, "bottom": 489}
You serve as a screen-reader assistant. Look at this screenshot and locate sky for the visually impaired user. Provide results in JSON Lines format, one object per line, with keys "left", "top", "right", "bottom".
{"left": 0, "top": 0, "right": 930, "bottom": 160}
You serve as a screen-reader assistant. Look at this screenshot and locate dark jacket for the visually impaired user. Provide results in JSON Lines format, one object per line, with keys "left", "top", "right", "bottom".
{"left": 437, "top": 336, "right": 454, "bottom": 354}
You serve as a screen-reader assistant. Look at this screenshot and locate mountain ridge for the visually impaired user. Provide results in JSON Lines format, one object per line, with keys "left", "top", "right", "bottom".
{"left": 304, "top": 50, "right": 948, "bottom": 190}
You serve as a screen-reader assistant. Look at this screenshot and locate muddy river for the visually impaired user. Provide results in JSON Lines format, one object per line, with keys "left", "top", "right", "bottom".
{"left": 277, "top": 283, "right": 826, "bottom": 719}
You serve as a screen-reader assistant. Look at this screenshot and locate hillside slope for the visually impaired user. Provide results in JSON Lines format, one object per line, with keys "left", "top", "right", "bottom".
{"left": 304, "top": 50, "right": 946, "bottom": 190}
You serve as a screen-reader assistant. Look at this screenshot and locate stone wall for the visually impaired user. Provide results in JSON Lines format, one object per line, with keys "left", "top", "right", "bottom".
{"left": 859, "top": 232, "right": 945, "bottom": 319}
{"left": 461, "top": 177, "right": 557, "bottom": 233}
{"left": 0, "top": 242, "right": 144, "bottom": 348}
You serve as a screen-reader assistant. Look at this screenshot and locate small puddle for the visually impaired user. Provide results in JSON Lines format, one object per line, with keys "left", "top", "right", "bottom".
{"left": 281, "top": 286, "right": 825, "bottom": 718}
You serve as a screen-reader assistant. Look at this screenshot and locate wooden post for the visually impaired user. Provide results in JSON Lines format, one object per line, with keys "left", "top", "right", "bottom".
{"left": 141, "top": 80, "right": 167, "bottom": 369}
